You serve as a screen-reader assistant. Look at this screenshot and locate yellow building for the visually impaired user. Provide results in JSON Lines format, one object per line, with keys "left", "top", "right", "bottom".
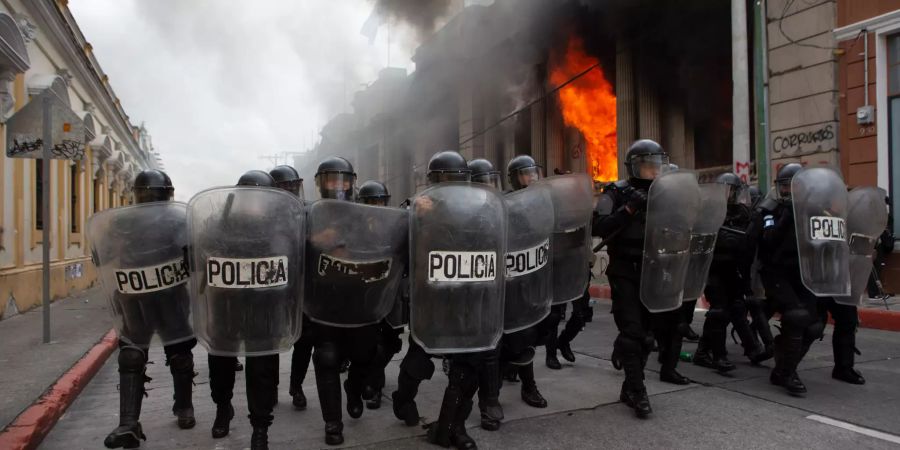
{"left": 0, "top": 0, "right": 163, "bottom": 319}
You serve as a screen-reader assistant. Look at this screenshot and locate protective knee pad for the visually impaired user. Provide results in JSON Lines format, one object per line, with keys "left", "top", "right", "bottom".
{"left": 705, "top": 307, "right": 730, "bottom": 324}
{"left": 614, "top": 334, "right": 644, "bottom": 356}
{"left": 119, "top": 346, "right": 148, "bottom": 373}
{"left": 400, "top": 350, "right": 435, "bottom": 381}
{"left": 804, "top": 319, "right": 826, "bottom": 344}
{"left": 313, "top": 342, "right": 341, "bottom": 370}
{"left": 780, "top": 308, "right": 812, "bottom": 333}
{"left": 167, "top": 352, "right": 193, "bottom": 372}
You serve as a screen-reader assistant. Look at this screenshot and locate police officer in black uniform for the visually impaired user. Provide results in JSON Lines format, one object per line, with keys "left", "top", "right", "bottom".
{"left": 307, "top": 157, "right": 380, "bottom": 446}
{"left": 752, "top": 163, "right": 825, "bottom": 396}
{"left": 355, "top": 180, "right": 406, "bottom": 409}
{"left": 207, "top": 169, "right": 282, "bottom": 450}
{"left": 270, "top": 164, "right": 304, "bottom": 198}
{"left": 391, "top": 152, "right": 473, "bottom": 431}
{"left": 499, "top": 155, "right": 549, "bottom": 409}
{"left": 693, "top": 173, "right": 766, "bottom": 372}
{"left": 593, "top": 140, "right": 689, "bottom": 419}
{"left": 103, "top": 170, "right": 197, "bottom": 449}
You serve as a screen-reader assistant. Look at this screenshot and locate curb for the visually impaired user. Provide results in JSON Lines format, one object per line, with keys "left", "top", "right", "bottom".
{"left": 589, "top": 283, "right": 900, "bottom": 332}
{"left": 0, "top": 329, "right": 117, "bottom": 450}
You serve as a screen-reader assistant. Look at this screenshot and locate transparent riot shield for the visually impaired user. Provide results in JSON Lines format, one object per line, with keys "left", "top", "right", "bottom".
{"left": 682, "top": 183, "right": 728, "bottom": 300}
{"left": 504, "top": 184, "right": 555, "bottom": 333}
{"left": 305, "top": 200, "right": 408, "bottom": 327}
{"left": 384, "top": 277, "right": 409, "bottom": 330}
{"left": 835, "top": 187, "right": 888, "bottom": 305}
{"left": 188, "top": 186, "right": 305, "bottom": 357}
{"left": 409, "top": 183, "right": 507, "bottom": 354}
{"left": 533, "top": 173, "right": 594, "bottom": 304}
{"left": 791, "top": 167, "right": 850, "bottom": 296}
{"left": 640, "top": 171, "right": 701, "bottom": 312}
{"left": 87, "top": 202, "right": 193, "bottom": 348}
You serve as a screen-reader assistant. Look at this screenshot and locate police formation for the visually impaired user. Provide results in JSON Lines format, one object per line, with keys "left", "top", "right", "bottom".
{"left": 87, "top": 141, "right": 886, "bottom": 450}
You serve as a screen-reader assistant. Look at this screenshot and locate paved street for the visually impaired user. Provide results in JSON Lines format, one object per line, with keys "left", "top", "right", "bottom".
{"left": 41, "top": 301, "right": 900, "bottom": 449}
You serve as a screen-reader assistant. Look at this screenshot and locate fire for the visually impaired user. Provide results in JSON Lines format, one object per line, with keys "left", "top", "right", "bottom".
{"left": 550, "top": 36, "right": 617, "bottom": 182}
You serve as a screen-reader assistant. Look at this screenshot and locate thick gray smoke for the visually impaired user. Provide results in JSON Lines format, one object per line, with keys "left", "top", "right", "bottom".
{"left": 372, "top": 0, "right": 455, "bottom": 38}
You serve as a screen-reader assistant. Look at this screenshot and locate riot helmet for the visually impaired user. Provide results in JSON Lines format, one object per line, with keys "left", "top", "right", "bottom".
{"left": 775, "top": 163, "right": 803, "bottom": 201}
{"left": 133, "top": 169, "right": 174, "bottom": 203}
{"left": 748, "top": 185, "right": 762, "bottom": 208}
{"left": 716, "top": 172, "right": 747, "bottom": 205}
{"left": 468, "top": 158, "right": 502, "bottom": 190}
{"left": 426, "top": 151, "right": 470, "bottom": 185}
{"left": 315, "top": 156, "right": 356, "bottom": 200}
{"left": 506, "top": 155, "right": 543, "bottom": 190}
{"left": 237, "top": 170, "right": 275, "bottom": 187}
{"left": 269, "top": 165, "right": 304, "bottom": 198}
{"left": 625, "top": 139, "right": 669, "bottom": 181}
{"left": 358, "top": 180, "right": 391, "bottom": 206}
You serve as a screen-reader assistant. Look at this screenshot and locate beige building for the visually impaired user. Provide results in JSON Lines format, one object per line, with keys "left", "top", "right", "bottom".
{"left": 0, "top": 0, "right": 163, "bottom": 319}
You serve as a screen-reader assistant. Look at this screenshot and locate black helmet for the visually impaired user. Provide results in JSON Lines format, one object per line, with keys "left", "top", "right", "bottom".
{"left": 269, "top": 165, "right": 304, "bottom": 198}
{"left": 133, "top": 169, "right": 174, "bottom": 203}
{"left": 748, "top": 185, "right": 762, "bottom": 208}
{"left": 358, "top": 180, "right": 390, "bottom": 206}
{"left": 237, "top": 170, "right": 275, "bottom": 187}
{"left": 625, "top": 139, "right": 668, "bottom": 180}
{"left": 775, "top": 163, "right": 803, "bottom": 201}
{"left": 716, "top": 172, "right": 747, "bottom": 205}
{"left": 427, "top": 151, "right": 470, "bottom": 185}
{"left": 315, "top": 156, "right": 356, "bottom": 200}
{"left": 506, "top": 155, "right": 543, "bottom": 190}
{"left": 468, "top": 158, "right": 502, "bottom": 190}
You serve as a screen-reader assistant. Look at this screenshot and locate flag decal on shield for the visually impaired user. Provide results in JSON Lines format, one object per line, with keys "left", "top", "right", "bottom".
{"left": 428, "top": 251, "right": 497, "bottom": 282}
{"left": 809, "top": 216, "right": 845, "bottom": 241}
{"left": 114, "top": 257, "right": 189, "bottom": 294}
{"left": 207, "top": 256, "right": 289, "bottom": 288}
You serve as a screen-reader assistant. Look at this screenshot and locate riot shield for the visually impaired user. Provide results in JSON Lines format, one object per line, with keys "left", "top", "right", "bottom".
{"left": 640, "top": 171, "right": 701, "bottom": 312}
{"left": 188, "top": 186, "right": 305, "bottom": 357}
{"left": 384, "top": 278, "right": 409, "bottom": 329}
{"left": 304, "top": 200, "right": 408, "bottom": 327}
{"left": 682, "top": 183, "right": 728, "bottom": 300}
{"left": 409, "top": 183, "right": 507, "bottom": 354}
{"left": 504, "top": 184, "right": 555, "bottom": 333}
{"left": 87, "top": 202, "right": 193, "bottom": 348}
{"left": 791, "top": 167, "right": 850, "bottom": 297}
{"left": 835, "top": 187, "right": 888, "bottom": 305}
{"left": 533, "top": 173, "right": 594, "bottom": 304}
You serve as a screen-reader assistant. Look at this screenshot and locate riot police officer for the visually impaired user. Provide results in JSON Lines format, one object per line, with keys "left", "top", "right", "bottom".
{"left": 593, "top": 140, "right": 691, "bottom": 419}
{"left": 98, "top": 170, "right": 197, "bottom": 449}
{"left": 355, "top": 180, "right": 406, "bottom": 409}
{"left": 204, "top": 169, "right": 285, "bottom": 450}
{"left": 500, "top": 155, "right": 550, "bottom": 408}
{"left": 307, "top": 157, "right": 384, "bottom": 446}
{"left": 753, "top": 163, "right": 827, "bottom": 395}
{"left": 693, "top": 173, "right": 765, "bottom": 372}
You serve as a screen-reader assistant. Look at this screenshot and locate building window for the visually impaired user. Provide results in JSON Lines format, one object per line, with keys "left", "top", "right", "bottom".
{"left": 889, "top": 34, "right": 900, "bottom": 236}
{"left": 70, "top": 163, "right": 80, "bottom": 233}
{"left": 94, "top": 178, "right": 102, "bottom": 213}
{"left": 34, "top": 159, "right": 43, "bottom": 230}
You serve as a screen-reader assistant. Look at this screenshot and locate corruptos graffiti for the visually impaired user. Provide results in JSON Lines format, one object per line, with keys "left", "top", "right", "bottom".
{"left": 772, "top": 125, "right": 835, "bottom": 155}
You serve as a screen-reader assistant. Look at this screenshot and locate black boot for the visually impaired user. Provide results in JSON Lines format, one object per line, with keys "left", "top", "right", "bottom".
{"left": 104, "top": 354, "right": 148, "bottom": 449}
{"left": 292, "top": 390, "right": 307, "bottom": 410}
{"left": 427, "top": 386, "right": 463, "bottom": 448}
{"left": 391, "top": 390, "right": 420, "bottom": 426}
{"left": 251, "top": 426, "right": 269, "bottom": 450}
{"left": 558, "top": 340, "right": 576, "bottom": 363}
{"left": 519, "top": 364, "right": 547, "bottom": 408}
{"left": 659, "top": 332, "right": 690, "bottom": 385}
{"left": 770, "top": 335, "right": 807, "bottom": 396}
{"left": 168, "top": 353, "right": 196, "bottom": 430}
{"left": 832, "top": 332, "right": 865, "bottom": 384}
{"left": 545, "top": 337, "right": 562, "bottom": 370}
{"left": 211, "top": 403, "right": 234, "bottom": 439}
{"left": 479, "top": 397, "right": 503, "bottom": 431}
{"left": 619, "top": 382, "right": 652, "bottom": 419}
{"left": 344, "top": 379, "right": 364, "bottom": 419}
{"left": 770, "top": 369, "right": 807, "bottom": 396}
{"left": 324, "top": 421, "right": 344, "bottom": 446}
{"left": 451, "top": 399, "right": 478, "bottom": 449}
{"left": 692, "top": 340, "right": 715, "bottom": 368}
{"left": 365, "top": 387, "right": 383, "bottom": 409}
{"left": 731, "top": 313, "right": 767, "bottom": 364}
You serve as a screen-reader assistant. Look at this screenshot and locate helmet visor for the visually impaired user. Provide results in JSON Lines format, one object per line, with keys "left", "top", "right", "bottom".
{"left": 514, "top": 166, "right": 543, "bottom": 188}
{"left": 631, "top": 154, "right": 669, "bottom": 180}
{"left": 274, "top": 180, "right": 304, "bottom": 200}
{"left": 134, "top": 187, "right": 173, "bottom": 204}
{"left": 472, "top": 172, "right": 502, "bottom": 190}
{"left": 360, "top": 196, "right": 389, "bottom": 206}
{"left": 776, "top": 179, "right": 792, "bottom": 201}
{"left": 316, "top": 172, "right": 356, "bottom": 200}
{"left": 428, "top": 171, "right": 471, "bottom": 185}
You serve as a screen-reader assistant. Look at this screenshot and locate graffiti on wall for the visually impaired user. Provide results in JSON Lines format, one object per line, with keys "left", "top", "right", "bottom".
{"left": 771, "top": 122, "right": 837, "bottom": 158}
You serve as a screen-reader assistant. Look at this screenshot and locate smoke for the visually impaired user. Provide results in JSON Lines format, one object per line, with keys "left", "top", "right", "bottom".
{"left": 372, "top": 0, "right": 455, "bottom": 38}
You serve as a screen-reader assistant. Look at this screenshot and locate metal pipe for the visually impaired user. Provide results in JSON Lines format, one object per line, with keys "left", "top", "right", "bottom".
{"left": 42, "top": 95, "right": 51, "bottom": 344}
{"left": 864, "top": 29, "right": 869, "bottom": 106}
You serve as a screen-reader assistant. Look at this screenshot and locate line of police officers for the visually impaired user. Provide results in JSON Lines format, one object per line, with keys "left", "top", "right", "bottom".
{"left": 88, "top": 138, "right": 884, "bottom": 450}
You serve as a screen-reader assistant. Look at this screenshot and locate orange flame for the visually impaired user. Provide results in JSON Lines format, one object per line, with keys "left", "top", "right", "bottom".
{"left": 549, "top": 36, "right": 617, "bottom": 182}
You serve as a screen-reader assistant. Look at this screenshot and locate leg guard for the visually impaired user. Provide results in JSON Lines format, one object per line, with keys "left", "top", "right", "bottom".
{"left": 104, "top": 345, "right": 148, "bottom": 449}
{"left": 313, "top": 340, "right": 343, "bottom": 424}
{"left": 166, "top": 350, "right": 196, "bottom": 429}
{"left": 246, "top": 355, "right": 279, "bottom": 428}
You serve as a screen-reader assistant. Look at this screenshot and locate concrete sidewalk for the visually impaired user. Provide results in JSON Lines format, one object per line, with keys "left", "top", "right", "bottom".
{"left": 0, "top": 287, "right": 113, "bottom": 430}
